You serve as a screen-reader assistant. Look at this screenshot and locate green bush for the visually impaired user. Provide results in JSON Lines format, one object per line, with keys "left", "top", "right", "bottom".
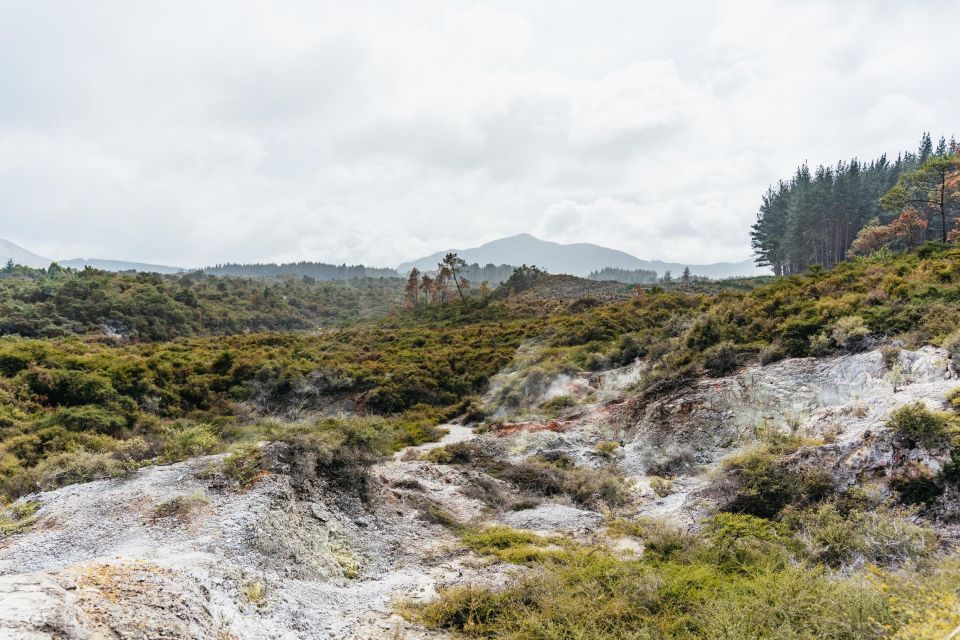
{"left": 701, "top": 513, "right": 795, "bottom": 570}
{"left": 0, "top": 500, "right": 40, "bottom": 538}
{"left": 942, "top": 329, "right": 960, "bottom": 362}
{"left": 947, "top": 387, "right": 960, "bottom": 412}
{"left": 421, "top": 442, "right": 488, "bottom": 465}
{"left": 403, "top": 544, "right": 904, "bottom": 640}
{"left": 759, "top": 343, "right": 786, "bottom": 366}
{"left": 886, "top": 403, "right": 951, "bottom": 448}
{"left": 649, "top": 475, "right": 674, "bottom": 497}
{"left": 890, "top": 474, "right": 943, "bottom": 506}
{"left": 830, "top": 316, "right": 871, "bottom": 351}
{"left": 221, "top": 444, "right": 266, "bottom": 487}
{"left": 540, "top": 394, "right": 576, "bottom": 413}
{"left": 787, "top": 503, "right": 937, "bottom": 568}
{"left": 716, "top": 447, "right": 833, "bottom": 519}
{"left": 702, "top": 341, "right": 739, "bottom": 377}
{"left": 162, "top": 423, "right": 222, "bottom": 462}
{"left": 34, "top": 450, "right": 136, "bottom": 491}
{"left": 46, "top": 406, "right": 128, "bottom": 436}
{"left": 20, "top": 367, "right": 117, "bottom": 407}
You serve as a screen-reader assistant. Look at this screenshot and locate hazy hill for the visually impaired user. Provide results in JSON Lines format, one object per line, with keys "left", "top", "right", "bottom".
{"left": 399, "top": 233, "right": 767, "bottom": 279}
{"left": 59, "top": 258, "right": 184, "bottom": 274}
{"left": 0, "top": 239, "right": 52, "bottom": 269}
{"left": 0, "top": 239, "right": 184, "bottom": 273}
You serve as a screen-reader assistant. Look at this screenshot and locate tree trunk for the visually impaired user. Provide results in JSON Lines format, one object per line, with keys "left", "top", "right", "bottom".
{"left": 942, "top": 172, "right": 948, "bottom": 242}
{"left": 452, "top": 272, "right": 466, "bottom": 304}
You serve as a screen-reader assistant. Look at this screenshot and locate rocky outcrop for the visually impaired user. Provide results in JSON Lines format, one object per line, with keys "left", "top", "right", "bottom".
{"left": 0, "top": 347, "right": 956, "bottom": 637}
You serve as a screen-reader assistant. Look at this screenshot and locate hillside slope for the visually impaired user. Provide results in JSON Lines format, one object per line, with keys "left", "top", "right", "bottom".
{"left": 1, "top": 344, "right": 957, "bottom": 638}
{"left": 0, "top": 239, "right": 52, "bottom": 269}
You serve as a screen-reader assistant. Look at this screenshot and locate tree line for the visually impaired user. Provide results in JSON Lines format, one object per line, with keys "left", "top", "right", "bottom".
{"left": 202, "top": 261, "right": 400, "bottom": 280}
{"left": 587, "top": 267, "right": 658, "bottom": 284}
{"left": 751, "top": 133, "right": 960, "bottom": 275}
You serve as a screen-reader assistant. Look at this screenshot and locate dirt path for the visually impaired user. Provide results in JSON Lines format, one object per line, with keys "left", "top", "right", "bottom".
{"left": 393, "top": 424, "right": 475, "bottom": 461}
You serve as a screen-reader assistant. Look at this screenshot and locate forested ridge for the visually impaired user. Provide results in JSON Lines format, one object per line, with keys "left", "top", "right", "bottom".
{"left": 202, "top": 261, "right": 400, "bottom": 279}
{"left": 0, "top": 263, "right": 403, "bottom": 340}
{"left": 752, "top": 133, "right": 960, "bottom": 274}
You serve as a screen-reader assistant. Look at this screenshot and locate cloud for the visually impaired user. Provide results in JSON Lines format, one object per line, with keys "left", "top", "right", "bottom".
{"left": 1, "top": 1, "right": 959, "bottom": 267}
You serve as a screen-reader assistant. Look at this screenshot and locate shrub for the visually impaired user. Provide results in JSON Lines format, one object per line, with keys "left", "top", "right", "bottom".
{"left": 942, "top": 330, "right": 960, "bottom": 362}
{"left": 942, "top": 449, "right": 960, "bottom": 485}
{"left": 34, "top": 450, "right": 135, "bottom": 491}
{"left": 421, "top": 442, "right": 487, "bottom": 465}
{"left": 890, "top": 474, "right": 943, "bottom": 506}
{"left": 414, "top": 497, "right": 461, "bottom": 529}
{"left": 649, "top": 476, "right": 674, "bottom": 497}
{"left": 886, "top": 403, "right": 951, "bottom": 448}
{"left": 560, "top": 466, "right": 631, "bottom": 508}
{"left": 221, "top": 444, "right": 266, "bottom": 487}
{"left": 460, "top": 525, "right": 559, "bottom": 564}
{"left": 759, "top": 343, "right": 786, "bottom": 366}
{"left": 242, "top": 581, "right": 265, "bottom": 605}
{"left": 492, "top": 461, "right": 566, "bottom": 497}
{"left": 685, "top": 315, "right": 721, "bottom": 350}
{"left": 162, "top": 423, "right": 222, "bottom": 462}
{"left": 403, "top": 543, "right": 900, "bottom": 640}
{"left": 398, "top": 585, "right": 513, "bottom": 633}
{"left": 702, "top": 341, "right": 739, "bottom": 377}
{"left": 640, "top": 444, "right": 697, "bottom": 476}
{"left": 701, "top": 512, "right": 794, "bottom": 570}
{"left": 152, "top": 492, "right": 210, "bottom": 521}
{"left": 881, "top": 345, "right": 902, "bottom": 370}
{"left": 716, "top": 447, "right": 833, "bottom": 519}
{"left": 606, "top": 334, "right": 645, "bottom": 368}
{"left": 19, "top": 367, "right": 117, "bottom": 407}
{"left": 885, "top": 363, "right": 908, "bottom": 392}
{"left": 488, "top": 458, "right": 630, "bottom": 509}
{"left": 947, "top": 387, "right": 960, "bottom": 412}
{"left": 787, "top": 503, "right": 937, "bottom": 568}
{"left": 46, "top": 406, "right": 129, "bottom": 436}
{"left": 0, "top": 500, "right": 40, "bottom": 538}
{"left": 830, "top": 316, "right": 871, "bottom": 351}
{"left": 595, "top": 441, "right": 620, "bottom": 458}
{"left": 540, "top": 394, "right": 576, "bottom": 413}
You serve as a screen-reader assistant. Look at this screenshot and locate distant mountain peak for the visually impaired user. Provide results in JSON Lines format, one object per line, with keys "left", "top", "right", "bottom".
{"left": 0, "top": 239, "right": 53, "bottom": 268}
{"left": 399, "top": 234, "right": 766, "bottom": 279}
{"left": 0, "top": 239, "right": 184, "bottom": 274}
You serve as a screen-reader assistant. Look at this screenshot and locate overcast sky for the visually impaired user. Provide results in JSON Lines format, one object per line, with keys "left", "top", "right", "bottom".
{"left": 1, "top": 1, "right": 958, "bottom": 268}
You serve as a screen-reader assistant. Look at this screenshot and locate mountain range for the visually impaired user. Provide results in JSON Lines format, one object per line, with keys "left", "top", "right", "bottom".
{"left": 0, "top": 239, "right": 184, "bottom": 274}
{"left": 2, "top": 234, "right": 767, "bottom": 279}
{"left": 399, "top": 233, "right": 767, "bottom": 279}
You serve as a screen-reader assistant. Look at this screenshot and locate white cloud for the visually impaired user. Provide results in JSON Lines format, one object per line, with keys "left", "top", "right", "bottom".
{"left": 1, "top": 1, "right": 958, "bottom": 267}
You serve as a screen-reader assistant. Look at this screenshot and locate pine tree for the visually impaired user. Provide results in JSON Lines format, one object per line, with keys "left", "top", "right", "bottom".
{"left": 881, "top": 153, "right": 960, "bottom": 243}
{"left": 404, "top": 268, "right": 420, "bottom": 308}
{"left": 751, "top": 133, "right": 942, "bottom": 272}
{"left": 919, "top": 132, "right": 933, "bottom": 163}
{"left": 439, "top": 253, "right": 467, "bottom": 303}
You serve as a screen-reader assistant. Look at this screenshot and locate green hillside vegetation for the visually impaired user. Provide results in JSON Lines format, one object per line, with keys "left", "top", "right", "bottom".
{"left": 402, "top": 515, "right": 956, "bottom": 640}
{"left": 0, "top": 263, "right": 404, "bottom": 340}
{"left": 4, "top": 243, "right": 960, "bottom": 500}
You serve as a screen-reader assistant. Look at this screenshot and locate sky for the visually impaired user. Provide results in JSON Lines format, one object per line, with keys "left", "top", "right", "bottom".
{"left": 1, "top": 1, "right": 958, "bottom": 268}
